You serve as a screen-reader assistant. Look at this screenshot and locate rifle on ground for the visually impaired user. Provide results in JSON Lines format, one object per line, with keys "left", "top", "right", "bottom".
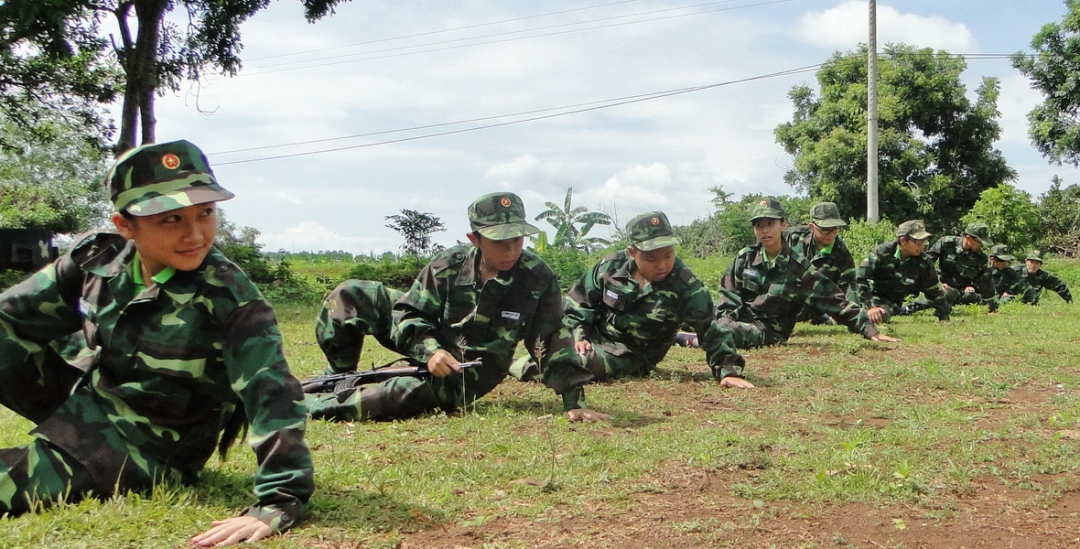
{"left": 302, "top": 358, "right": 483, "bottom": 397}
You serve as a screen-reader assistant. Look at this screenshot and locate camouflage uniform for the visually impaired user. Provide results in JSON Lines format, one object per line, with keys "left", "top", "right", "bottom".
{"left": 308, "top": 193, "right": 590, "bottom": 420}
{"left": 912, "top": 223, "right": 998, "bottom": 313}
{"left": 315, "top": 280, "right": 403, "bottom": 374}
{"left": 786, "top": 228, "right": 857, "bottom": 324}
{"left": 559, "top": 212, "right": 731, "bottom": 403}
{"left": 0, "top": 140, "right": 313, "bottom": 531}
{"left": 713, "top": 200, "right": 879, "bottom": 380}
{"left": 856, "top": 221, "right": 950, "bottom": 322}
{"left": 987, "top": 245, "right": 1035, "bottom": 305}
{"left": 1015, "top": 250, "right": 1072, "bottom": 305}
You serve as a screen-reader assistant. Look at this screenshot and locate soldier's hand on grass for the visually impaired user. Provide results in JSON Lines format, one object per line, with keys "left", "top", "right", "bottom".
{"left": 574, "top": 340, "right": 594, "bottom": 357}
{"left": 191, "top": 515, "right": 271, "bottom": 547}
{"left": 720, "top": 376, "right": 755, "bottom": 389}
{"left": 867, "top": 306, "right": 887, "bottom": 324}
{"left": 871, "top": 333, "right": 900, "bottom": 343}
{"left": 566, "top": 408, "right": 613, "bottom": 422}
{"left": 427, "top": 349, "right": 461, "bottom": 377}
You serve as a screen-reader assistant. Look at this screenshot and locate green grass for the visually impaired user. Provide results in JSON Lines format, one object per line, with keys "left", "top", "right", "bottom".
{"left": 1, "top": 260, "right": 1079, "bottom": 547}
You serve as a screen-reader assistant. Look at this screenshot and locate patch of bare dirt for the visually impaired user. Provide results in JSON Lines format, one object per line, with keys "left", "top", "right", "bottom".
{"left": 401, "top": 463, "right": 1080, "bottom": 548}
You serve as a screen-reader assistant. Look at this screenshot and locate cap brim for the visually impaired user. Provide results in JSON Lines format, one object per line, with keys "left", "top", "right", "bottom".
{"left": 813, "top": 219, "right": 847, "bottom": 228}
{"left": 911, "top": 231, "right": 932, "bottom": 240}
{"left": 476, "top": 222, "right": 540, "bottom": 240}
{"left": 633, "top": 236, "right": 680, "bottom": 252}
{"left": 994, "top": 255, "right": 1014, "bottom": 261}
{"left": 127, "top": 185, "right": 235, "bottom": 216}
{"left": 1026, "top": 256, "right": 1043, "bottom": 262}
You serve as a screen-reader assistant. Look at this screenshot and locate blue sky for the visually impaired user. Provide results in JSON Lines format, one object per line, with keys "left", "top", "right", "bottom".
{"left": 147, "top": 0, "right": 1072, "bottom": 254}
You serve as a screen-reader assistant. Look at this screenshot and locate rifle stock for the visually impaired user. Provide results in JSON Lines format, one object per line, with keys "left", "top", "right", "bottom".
{"left": 302, "top": 358, "right": 483, "bottom": 395}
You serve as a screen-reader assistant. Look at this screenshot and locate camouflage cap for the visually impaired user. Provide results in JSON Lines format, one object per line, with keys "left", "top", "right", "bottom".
{"left": 749, "top": 198, "right": 785, "bottom": 222}
{"left": 963, "top": 222, "right": 992, "bottom": 246}
{"left": 895, "top": 219, "right": 932, "bottom": 240}
{"left": 109, "top": 140, "right": 234, "bottom": 216}
{"left": 627, "top": 211, "right": 680, "bottom": 252}
{"left": 989, "top": 244, "right": 1014, "bottom": 261}
{"left": 1026, "top": 249, "right": 1045, "bottom": 262}
{"left": 809, "top": 201, "right": 846, "bottom": 228}
{"left": 468, "top": 192, "right": 540, "bottom": 240}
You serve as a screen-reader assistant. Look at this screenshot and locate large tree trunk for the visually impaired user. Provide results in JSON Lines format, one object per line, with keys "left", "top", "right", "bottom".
{"left": 114, "top": 0, "right": 166, "bottom": 154}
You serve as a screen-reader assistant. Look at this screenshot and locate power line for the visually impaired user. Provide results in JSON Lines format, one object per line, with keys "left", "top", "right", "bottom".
{"left": 212, "top": 64, "right": 820, "bottom": 165}
{"left": 239, "top": 0, "right": 800, "bottom": 76}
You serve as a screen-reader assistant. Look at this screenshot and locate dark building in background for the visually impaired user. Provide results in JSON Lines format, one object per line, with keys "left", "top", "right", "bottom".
{"left": 0, "top": 229, "right": 57, "bottom": 271}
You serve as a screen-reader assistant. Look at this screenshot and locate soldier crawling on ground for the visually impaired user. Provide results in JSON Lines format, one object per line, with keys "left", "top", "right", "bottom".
{"left": 0, "top": 140, "right": 314, "bottom": 547}
{"left": 544, "top": 211, "right": 740, "bottom": 403}
{"left": 785, "top": 201, "right": 858, "bottom": 326}
{"left": 907, "top": 222, "right": 997, "bottom": 315}
{"left": 1015, "top": 249, "right": 1072, "bottom": 305}
{"left": 307, "top": 192, "right": 602, "bottom": 423}
{"left": 856, "top": 220, "right": 950, "bottom": 324}
{"left": 708, "top": 199, "right": 900, "bottom": 388}
{"left": 987, "top": 244, "right": 1036, "bottom": 305}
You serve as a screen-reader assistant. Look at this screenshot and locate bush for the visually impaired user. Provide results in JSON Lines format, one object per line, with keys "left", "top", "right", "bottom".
{"left": 535, "top": 246, "right": 594, "bottom": 291}
{"left": 842, "top": 218, "right": 898, "bottom": 263}
{"left": 345, "top": 255, "right": 426, "bottom": 290}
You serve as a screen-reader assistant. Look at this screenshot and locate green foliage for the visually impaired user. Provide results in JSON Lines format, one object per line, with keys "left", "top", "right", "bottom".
{"left": 0, "top": 0, "right": 350, "bottom": 150}
{"left": 534, "top": 246, "right": 595, "bottom": 291}
{"left": 384, "top": 209, "right": 445, "bottom": 256}
{"left": 961, "top": 183, "right": 1040, "bottom": 249}
{"left": 674, "top": 192, "right": 812, "bottom": 259}
{"left": 1012, "top": 1, "right": 1080, "bottom": 166}
{"left": 214, "top": 210, "right": 326, "bottom": 303}
{"left": 345, "top": 254, "right": 426, "bottom": 291}
{"left": 0, "top": 1, "right": 118, "bottom": 150}
{"left": 534, "top": 187, "right": 612, "bottom": 252}
{"left": 840, "top": 218, "right": 897, "bottom": 263}
{"left": 0, "top": 107, "right": 112, "bottom": 233}
{"left": 776, "top": 43, "right": 1015, "bottom": 232}
{"left": 1034, "top": 176, "right": 1080, "bottom": 256}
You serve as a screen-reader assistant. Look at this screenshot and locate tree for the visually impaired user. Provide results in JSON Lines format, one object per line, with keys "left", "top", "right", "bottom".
{"left": 0, "top": 0, "right": 351, "bottom": 152}
{"left": 534, "top": 187, "right": 612, "bottom": 252}
{"left": 0, "top": 108, "right": 112, "bottom": 233}
{"left": 960, "top": 183, "right": 1040, "bottom": 250}
{"left": 385, "top": 209, "right": 445, "bottom": 256}
{"left": 775, "top": 43, "right": 1015, "bottom": 233}
{"left": 1035, "top": 176, "right": 1080, "bottom": 255}
{"left": 0, "top": 1, "right": 119, "bottom": 151}
{"left": 1012, "top": 1, "right": 1080, "bottom": 166}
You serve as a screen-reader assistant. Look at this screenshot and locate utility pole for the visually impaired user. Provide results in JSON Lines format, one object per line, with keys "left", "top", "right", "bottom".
{"left": 866, "top": 0, "right": 879, "bottom": 222}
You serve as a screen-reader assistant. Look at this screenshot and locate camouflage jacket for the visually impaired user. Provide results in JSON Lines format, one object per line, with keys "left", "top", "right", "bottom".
{"left": 0, "top": 232, "right": 314, "bottom": 533}
{"left": 785, "top": 226, "right": 858, "bottom": 301}
{"left": 392, "top": 244, "right": 590, "bottom": 403}
{"left": 1014, "top": 266, "right": 1072, "bottom": 304}
{"left": 856, "top": 241, "right": 950, "bottom": 320}
{"left": 564, "top": 249, "right": 723, "bottom": 367}
{"left": 925, "top": 236, "right": 997, "bottom": 312}
{"left": 991, "top": 266, "right": 1036, "bottom": 303}
{"left": 717, "top": 242, "right": 879, "bottom": 341}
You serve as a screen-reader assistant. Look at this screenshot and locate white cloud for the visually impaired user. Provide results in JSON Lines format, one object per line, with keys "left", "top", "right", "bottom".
{"left": 274, "top": 191, "right": 303, "bottom": 204}
{"left": 258, "top": 221, "right": 390, "bottom": 254}
{"left": 794, "top": 1, "right": 978, "bottom": 52}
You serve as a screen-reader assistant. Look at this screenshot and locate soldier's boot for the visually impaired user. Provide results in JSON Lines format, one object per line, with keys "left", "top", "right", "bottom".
{"left": 675, "top": 331, "right": 700, "bottom": 348}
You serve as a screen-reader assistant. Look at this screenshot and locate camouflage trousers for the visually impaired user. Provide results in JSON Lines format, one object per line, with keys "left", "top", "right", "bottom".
{"left": 316, "top": 280, "right": 404, "bottom": 374}
{"left": 577, "top": 332, "right": 658, "bottom": 382}
{"left": 308, "top": 279, "right": 510, "bottom": 422}
{"left": 909, "top": 286, "right": 981, "bottom": 312}
{"left": 0, "top": 343, "right": 164, "bottom": 514}
{"left": 709, "top": 318, "right": 783, "bottom": 380}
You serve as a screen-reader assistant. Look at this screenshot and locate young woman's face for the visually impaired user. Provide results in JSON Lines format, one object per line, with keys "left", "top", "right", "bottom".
{"left": 113, "top": 203, "right": 219, "bottom": 276}
{"left": 753, "top": 218, "right": 787, "bottom": 254}
{"left": 628, "top": 245, "right": 676, "bottom": 283}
